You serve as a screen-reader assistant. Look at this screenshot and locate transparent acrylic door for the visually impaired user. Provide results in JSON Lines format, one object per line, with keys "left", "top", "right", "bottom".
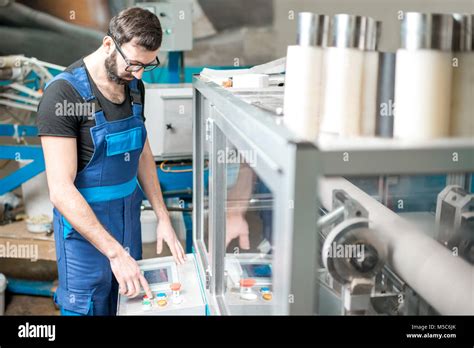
{"left": 222, "top": 139, "right": 275, "bottom": 315}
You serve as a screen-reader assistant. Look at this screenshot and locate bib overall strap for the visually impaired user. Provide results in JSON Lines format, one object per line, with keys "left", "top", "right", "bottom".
{"left": 128, "top": 79, "right": 143, "bottom": 117}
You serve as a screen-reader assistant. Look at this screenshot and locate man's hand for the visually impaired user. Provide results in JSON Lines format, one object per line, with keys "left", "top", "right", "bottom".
{"left": 109, "top": 245, "right": 153, "bottom": 299}
{"left": 156, "top": 216, "right": 186, "bottom": 265}
{"left": 225, "top": 212, "right": 250, "bottom": 250}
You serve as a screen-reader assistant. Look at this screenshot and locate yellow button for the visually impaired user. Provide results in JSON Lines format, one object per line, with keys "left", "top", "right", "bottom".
{"left": 262, "top": 293, "right": 272, "bottom": 301}
{"left": 158, "top": 299, "right": 168, "bottom": 307}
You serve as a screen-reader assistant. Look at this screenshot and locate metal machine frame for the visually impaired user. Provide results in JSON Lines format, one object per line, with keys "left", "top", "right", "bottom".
{"left": 192, "top": 76, "right": 319, "bottom": 315}
{"left": 192, "top": 75, "right": 474, "bottom": 316}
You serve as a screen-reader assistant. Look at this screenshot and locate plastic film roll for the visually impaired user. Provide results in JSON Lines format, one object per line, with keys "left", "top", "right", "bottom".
{"left": 394, "top": 13, "right": 454, "bottom": 140}
{"left": 451, "top": 52, "right": 474, "bottom": 137}
{"left": 360, "top": 51, "right": 379, "bottom": 137}
{"left": 450, "top": 14, "right": 473, "bottom": 137}
{"left": 319, "top": 47, "right": 364, "bottom": 137}
{"left": 283, "top": 45, "right": 324, "bottom": 141}
{"left": 394, "top": 50, "right": 453, "bottom": 140}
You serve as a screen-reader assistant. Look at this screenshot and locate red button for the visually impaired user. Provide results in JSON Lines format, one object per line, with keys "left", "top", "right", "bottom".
{"left": 170, "top": 282, "right": 181, "bottom": 291}
{"left": 239, "top": 278, "right": 256, "bottom": 288}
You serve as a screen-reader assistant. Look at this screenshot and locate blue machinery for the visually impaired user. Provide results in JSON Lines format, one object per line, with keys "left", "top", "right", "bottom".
{"left": 0, "top": 125, "right": 44, "bottom": 196}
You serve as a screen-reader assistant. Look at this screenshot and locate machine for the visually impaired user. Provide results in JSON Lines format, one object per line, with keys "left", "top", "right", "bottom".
{"left": 144, "top": 84, "right": 193, "bottom": 159}
{"left": 138, "top": 0, "right": 193, "bottom": 83}
{"left": 118, "top": 74, "right": 473, "bottom": 316}
{"left": 192, "top": 75, "right": 473, "bottom": 316}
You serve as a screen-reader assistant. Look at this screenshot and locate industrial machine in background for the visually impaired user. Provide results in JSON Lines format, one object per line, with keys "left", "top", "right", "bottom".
{"left": 138, "top": 0, "right": 193, "bottom": 83}
{"left": 144, "top": 84, "right": 193, "bottom": 159}
{"left": 0, "top": 55, "right": 64, "bottom": 229}
{"left": 436, "top": 185, "right": 474, "bottom": 264}
{"left": 120, "top": 74, "right": 473, "bottom": 316}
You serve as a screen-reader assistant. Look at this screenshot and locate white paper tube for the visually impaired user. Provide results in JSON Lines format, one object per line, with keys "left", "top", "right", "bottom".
{"left": 283, "top": 45, "right": 324, "bottom": 141}
{"left": 360, "top": 51, "right": 379, "bottom": 136}
{"left": 451, "top": 52, "right": 474, "bottom": 137}
{"left": 319, "top": 47, "right": 364, "bottom": 137}
{"left": 394, "top": 49, "right": 453, "bottom": 140}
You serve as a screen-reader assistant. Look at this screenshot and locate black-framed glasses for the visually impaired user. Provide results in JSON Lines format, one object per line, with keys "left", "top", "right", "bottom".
{"left": 107, "top": 32, "right": 160, "bottom": 72}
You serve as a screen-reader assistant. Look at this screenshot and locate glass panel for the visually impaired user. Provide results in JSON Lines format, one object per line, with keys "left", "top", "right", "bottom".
{"left": 317, "top": 173, "right": 473, "bottom": 316}
{"left": 203, "top": 117, "right": 210, "bottom": 252}
{"left": 222, "top": 139, "right": 275, "bottom": 315}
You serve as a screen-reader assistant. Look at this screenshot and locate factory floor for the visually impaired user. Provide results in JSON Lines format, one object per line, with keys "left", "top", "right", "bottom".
{"left": 2, "top": 241, "right": 173, "bottom": 316}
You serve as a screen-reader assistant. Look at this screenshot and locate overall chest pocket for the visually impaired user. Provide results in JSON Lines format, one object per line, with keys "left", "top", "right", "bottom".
{"left": 105, "top": 127, "right": 143, "bottom": 156}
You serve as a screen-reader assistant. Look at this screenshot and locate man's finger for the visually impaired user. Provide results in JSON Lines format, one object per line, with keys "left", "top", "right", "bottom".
{"left": 132, "top": 278, "right": 141, "bottom": 298}
{"left": 176, "top": 240, "right": 186, "bottom": 264}
{"left": 239, "top": 234, "right": 250, "bottom": 250}
{"left": 139, "top": 274, "right": 153, "bottom": 299}
{"left": 178, "top": 241, "right": 186, "bottom": 261}
{"left": 157, "top": 236, "right": 163, "bottom": 254}
{"left": 118, "top": 279, "right": 127, "bottom": 295}
{"left": 125, "top": 281, "right": 135, "bottom": 297}
{"left": 168, "top": 240, "right": 180, "bottom": 264}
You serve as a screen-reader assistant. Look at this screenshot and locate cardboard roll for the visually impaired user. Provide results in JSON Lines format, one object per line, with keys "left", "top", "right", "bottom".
{"left": 322, "top": 217, "right": 387, "bottom": 285}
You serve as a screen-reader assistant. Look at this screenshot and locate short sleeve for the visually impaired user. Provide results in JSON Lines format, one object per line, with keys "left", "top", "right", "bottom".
{"left": 36, "top": 79, "right": 85, "bottom": 137}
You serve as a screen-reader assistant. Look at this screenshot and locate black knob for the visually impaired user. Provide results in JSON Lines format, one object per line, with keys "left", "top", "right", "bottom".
{"left": 166, "top": 123, "right": 173, "bottom": 130}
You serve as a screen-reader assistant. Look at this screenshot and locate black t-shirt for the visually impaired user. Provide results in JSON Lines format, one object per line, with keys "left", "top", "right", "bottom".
{"left": 36, "top": 59, "right": 146, "bottom": 172}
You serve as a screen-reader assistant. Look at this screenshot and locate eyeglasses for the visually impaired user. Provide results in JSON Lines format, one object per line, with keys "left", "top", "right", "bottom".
{"left": 107, "top": 32, "right": 160, "bottom": 72}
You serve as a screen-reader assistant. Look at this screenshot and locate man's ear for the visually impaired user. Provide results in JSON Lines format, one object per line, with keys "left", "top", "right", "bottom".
{"left": 103, "top": 36, "right": 114, "bottom": 54}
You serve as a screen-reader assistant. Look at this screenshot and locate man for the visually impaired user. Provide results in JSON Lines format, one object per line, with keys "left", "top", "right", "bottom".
{"left": 37, "top": 7, "right": 186, "bottom": 316}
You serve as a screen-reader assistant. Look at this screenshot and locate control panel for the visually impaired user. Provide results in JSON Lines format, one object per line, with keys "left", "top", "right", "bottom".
{"left": 144, "top": 84, "right": 193, "bottom": 159}
{"left": 117, "top": 254, "right": 207, "bottom": 315}
{"left": 137, "top": 1, "right": 193, "bottom": 52}
{"left": 224, "top": 254, "right": 274, "bottom": 315}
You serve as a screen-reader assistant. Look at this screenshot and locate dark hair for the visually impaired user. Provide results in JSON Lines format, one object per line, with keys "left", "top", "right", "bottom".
{"left": 108, "top": 7, "right": 162, "bottom": 50}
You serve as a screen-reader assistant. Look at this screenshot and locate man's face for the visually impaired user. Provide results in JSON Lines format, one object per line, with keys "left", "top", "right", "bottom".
{"left": 105, "top": 37, "right": 159, "bottom": 85}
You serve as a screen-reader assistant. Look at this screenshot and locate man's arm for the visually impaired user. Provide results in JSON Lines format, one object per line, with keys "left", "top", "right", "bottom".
{"left": 137, "top": 138, "right": 186, "bottom": 264}
{"left": 41, "top": 136, "right": 153, "bottom": 299}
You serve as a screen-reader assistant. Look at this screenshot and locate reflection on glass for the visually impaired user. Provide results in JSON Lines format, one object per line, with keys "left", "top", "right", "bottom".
{"left": 223, "top": 141, "right": 274, "bottom": 315}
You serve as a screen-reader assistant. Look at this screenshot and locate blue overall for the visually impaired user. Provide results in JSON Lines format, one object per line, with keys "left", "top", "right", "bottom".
{"left": 47, "top": 67, "right": 147, "bottom": 316}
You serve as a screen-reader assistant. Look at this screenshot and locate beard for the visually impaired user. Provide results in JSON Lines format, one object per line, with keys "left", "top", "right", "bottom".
{"left": 105, "top": 51, "right": 133, "bottom": 85}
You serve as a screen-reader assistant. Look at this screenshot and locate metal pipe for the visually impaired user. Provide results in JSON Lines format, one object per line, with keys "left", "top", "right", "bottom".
{"left": 0, "top": 99, "right": 37, "bottom": 112}
{"left": 316, "top": 205, "right": 344, "bottom": 233}
{"left": 318, "top": 177, "right": 474, "bottom": 315}
{"left": 401, "top": 13, "right": 453, "bottom": 51}
{"left": 375, "top": 52, "right": 396, "bottom": 138}
{"left": 0, "top": 1, "right": 103, "bottom": 41}
{"left": 297, "top": 12, "right": 329, "bottom": 47}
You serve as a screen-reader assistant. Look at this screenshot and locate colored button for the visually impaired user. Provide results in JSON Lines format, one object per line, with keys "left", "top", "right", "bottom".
{"left": 157, "top": 299, "right": 168, "bottom": 307}
{"left": 262, "top": 293, "right": 273, "bottom": 301}
{"left": 239, "top": 278, "right": 256, "bottom": 288}
{"left": 170, "top": 283, "right": 181, "bottom": 291}
{"left": 240, "top": 292, "right": 258, "bottom": 301}
{"left": 156, "top": 292, "right": 167, "bottom": 299}
{"left": 260, "top": 287, "right": 270, "bottom": 293}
